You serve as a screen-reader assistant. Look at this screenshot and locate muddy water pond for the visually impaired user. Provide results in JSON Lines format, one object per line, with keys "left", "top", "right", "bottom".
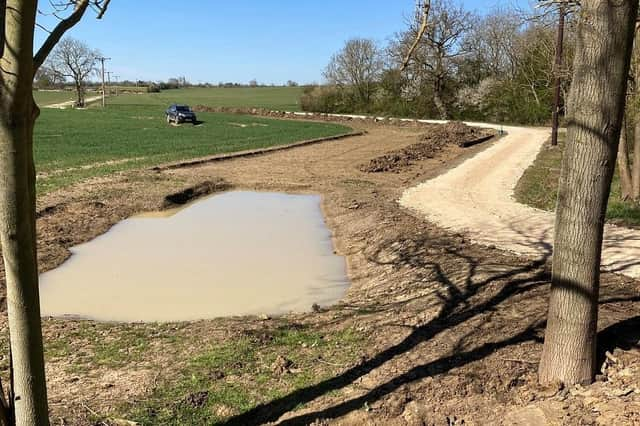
{"left": 39, "top": 191, "right": 349, "bottom": 322}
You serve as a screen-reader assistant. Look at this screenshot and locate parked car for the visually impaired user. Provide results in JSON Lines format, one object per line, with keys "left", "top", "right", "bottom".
{"left": 166, "top": 104, "right": 197, "bottom": 124}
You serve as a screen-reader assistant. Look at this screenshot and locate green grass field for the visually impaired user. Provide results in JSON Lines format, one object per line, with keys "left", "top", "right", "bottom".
{"left": 515, "top": 131, "right": 640, "bottom": 227}
{"left": 34, "top": 105, "right": 350, "bottom": 194}
{"left": 33, "top": 90, "right": 76, "bottom": 106}
{"left": 105, "top": 87, "right": 305, "bottom": 111}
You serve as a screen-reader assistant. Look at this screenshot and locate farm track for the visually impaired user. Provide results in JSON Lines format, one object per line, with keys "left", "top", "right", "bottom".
{"left": 0, "top": 120, "right": 638, "bottom": 424}
{"left": 43, "top": 95, "right": 104, "bottom": 109}
{"left": 401, "top": 123, "right": 640, "bottom": 279}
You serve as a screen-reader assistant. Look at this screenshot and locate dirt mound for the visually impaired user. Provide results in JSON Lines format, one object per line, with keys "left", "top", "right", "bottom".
{"left": 436, "top": 121, "right": 493, "bottom": 147}
{"left": 361, "top": 122, "right": 494, "bottom": 173}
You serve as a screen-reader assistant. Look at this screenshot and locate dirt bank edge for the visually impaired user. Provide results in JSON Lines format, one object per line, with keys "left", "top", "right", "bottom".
{"left": 152, "top": 131, "right": 364, "bottom": 171}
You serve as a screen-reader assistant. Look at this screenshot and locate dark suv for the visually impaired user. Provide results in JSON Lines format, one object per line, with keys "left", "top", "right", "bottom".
{"left": 166, "top": 104, "right": 197, "bottom": 124}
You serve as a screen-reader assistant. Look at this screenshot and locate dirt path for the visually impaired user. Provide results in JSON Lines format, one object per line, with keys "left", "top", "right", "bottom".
{"left": 43, "top": 95, "right": 103, "bottom": 109}
{"left": 401, "top": 123, "right": 640, "bottom": 279}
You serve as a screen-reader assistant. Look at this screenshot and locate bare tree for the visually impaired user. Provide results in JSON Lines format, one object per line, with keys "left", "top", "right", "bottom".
{"left": 617, "top": 117, "right": 634, "bottom": 200}
{"left": 324, "top": 38, "right": 384, "bottom": 105}
{"left": 33, "top": 65, "right": 61, "bottom": 90}
{"left": 400, "top": 0, "right": 431, "bottom": 72}
{"left": 0, "top": 1, "right": 110, "bottom": 424}
{"left": 395, "top": 0, "right": 474, "bottom": 119}
{"left": 47, "top": 38, "right": 100, "bottom": 107}
{"left": 538, "top": 0, "right": 638, "bottom": 386}
{"left": 464, "top": 10, "right": 521, "bottom": 80}
{"left": 618, "top": 34, "right": 640, "bottom": 201}
{"left": 512, "top": 25, "right": 556, "bottom": 107}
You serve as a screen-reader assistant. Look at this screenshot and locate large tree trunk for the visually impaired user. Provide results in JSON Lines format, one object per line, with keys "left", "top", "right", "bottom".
{"left": 1, "top": 1, "right": 50, "bottom": 424}
{"left": 539, "top": 0, "right": 638, "bottom": 386}
{"left": 617, "top": 118, "right": 633, "bottom": 200}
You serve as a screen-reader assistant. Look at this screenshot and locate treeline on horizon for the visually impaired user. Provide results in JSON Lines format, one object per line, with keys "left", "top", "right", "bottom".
{"left": 32, "top": 0, "right": 571, "bottom": 125}
{"left": 300, "top": 0, "right": 571, "bottom": 126}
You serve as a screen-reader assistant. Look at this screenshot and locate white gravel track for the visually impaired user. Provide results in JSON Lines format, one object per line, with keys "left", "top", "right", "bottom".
{"left": 400, "top": 122, "right": 640, "bottom": 279}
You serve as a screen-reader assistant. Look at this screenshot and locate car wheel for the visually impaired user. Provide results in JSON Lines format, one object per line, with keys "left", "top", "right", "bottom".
{"left": 166, "top": 115, "right": 171, "bottom": 124}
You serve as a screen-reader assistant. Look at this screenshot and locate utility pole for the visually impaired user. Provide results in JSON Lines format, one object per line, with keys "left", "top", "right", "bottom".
{"left": 550, "top": 2, "right": 566, "bottom": 146}
{"left": 97, "top": 56, "right": 111, "bottom": 107}
{"left": 106, "top": 71, "right": 113, "bottom": 97}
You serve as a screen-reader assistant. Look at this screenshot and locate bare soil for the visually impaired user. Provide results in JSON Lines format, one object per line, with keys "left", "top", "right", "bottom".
{"left": 360, "top": 121, "right": 495, "bottom": 173}
{"left": 0, "top": 119, "right": 638, "bottom": 425}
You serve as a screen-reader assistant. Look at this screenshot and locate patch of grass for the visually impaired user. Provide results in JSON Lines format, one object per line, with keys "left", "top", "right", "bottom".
{"left": 105, "top": 87, "right": 305, "bottom": 111}
{"left": 34, "top": 105, "right": 351, "bottom": 193}
{"left": 515, "top": 131, "right": 640, "bottom": 227}
{"left": 120, "top": 325, "right": 365, "bottom": 425}
{"left": 43, "top": 322, "right": 185, "bottom": 375}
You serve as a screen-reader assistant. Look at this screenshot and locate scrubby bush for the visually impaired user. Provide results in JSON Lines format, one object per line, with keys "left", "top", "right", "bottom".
{"left": 300, "top": 85, "right": 355, "bottom": 113}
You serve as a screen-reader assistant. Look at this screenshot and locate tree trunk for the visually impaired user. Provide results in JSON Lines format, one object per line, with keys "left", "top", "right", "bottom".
{"left": 539, "top": 0, "right": 638, "bottom": 386}
{"left": 75, "top": 81, "right": 84, "bottom": 107}
{"left": 433, "top": 76, "right": 447, "bottom": 120}
{"left": 0, "top": 108, "right": 48, "bottom": 426}
{"left": 1, "top": 1, "right": 50, "bottom": 424}
{"left": 617, "top": 118, "right": 633, "bottom": 200}
{"left": 633, "top": 116, "right": 640, "bottom": 199}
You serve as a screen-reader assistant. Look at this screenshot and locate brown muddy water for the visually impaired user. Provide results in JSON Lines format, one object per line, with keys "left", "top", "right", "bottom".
{"left": 39, "top": 191, "right": 349, "bottom": 322}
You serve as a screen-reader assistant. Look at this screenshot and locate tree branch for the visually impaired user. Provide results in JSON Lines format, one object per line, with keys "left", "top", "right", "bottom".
{"left": 401, "top": 0, "right": 430, "bottom": 72}
{"left": 33, "top": 0, "right": 90, "bottom": 72}
{"left": 95, "top": 0, "right": 111, "bottom": 19}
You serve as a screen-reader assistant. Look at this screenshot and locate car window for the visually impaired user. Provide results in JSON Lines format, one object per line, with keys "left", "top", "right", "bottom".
{"left": 176, "top": 106, "right": 190, "bottom": 112}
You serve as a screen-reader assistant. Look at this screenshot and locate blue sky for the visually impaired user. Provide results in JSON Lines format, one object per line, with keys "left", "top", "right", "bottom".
{"left": 34, "top": 0, "right": 531, "bottom": 85}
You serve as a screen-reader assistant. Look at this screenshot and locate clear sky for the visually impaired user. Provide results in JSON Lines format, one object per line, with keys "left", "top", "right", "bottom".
{"left": 34, "top": 0, "right": 532, "bottom": 85}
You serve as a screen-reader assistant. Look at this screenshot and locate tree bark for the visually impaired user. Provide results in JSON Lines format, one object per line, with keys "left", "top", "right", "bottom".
{"left": 633, "top": 116, "right": 640, "bottom": 199}
{"left": 539, "top": 0, "right": 638, "bottom": 386}
{"left": 617, "top": 118, "right": 633, "bottom": 200}
{"left": 433, "top": 71, "right": 448, "bottom": 120}
{"left": 74, "top": 80, "right": 85, "bottom": 107}
{"left": 1, "top": 1, "right": 50, "bottom": 424}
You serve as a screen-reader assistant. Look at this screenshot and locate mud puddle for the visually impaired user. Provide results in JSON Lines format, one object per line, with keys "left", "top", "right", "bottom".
{"left": 39, "top": 191, "right": 349, "bottom": 322}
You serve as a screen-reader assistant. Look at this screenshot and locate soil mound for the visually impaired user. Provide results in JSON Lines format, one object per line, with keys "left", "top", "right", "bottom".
{"left": 361, "top": 122, "right": 494, "bottom": 173}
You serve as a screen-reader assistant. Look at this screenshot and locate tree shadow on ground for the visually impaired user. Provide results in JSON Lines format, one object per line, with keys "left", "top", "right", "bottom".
{"left": 597, "top": 315, "right": 640, "bottom": 366}
{"left": 223, "top": 227, "right": 554, "bottom": 425}
{"left": 223, "top": 225, "right": 640, "bottom": 425}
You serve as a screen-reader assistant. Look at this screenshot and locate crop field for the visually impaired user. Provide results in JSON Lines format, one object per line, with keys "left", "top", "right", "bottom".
{"left": 34, "top": 105, "right": 350, "bottom": 194}
{"left": 105, "top": 86, "right": 305, "bottom": 111}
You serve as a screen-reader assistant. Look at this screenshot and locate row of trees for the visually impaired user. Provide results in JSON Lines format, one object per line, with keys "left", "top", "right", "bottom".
{"left": 303, "top": 0, "right": 569, "bottom": 125}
